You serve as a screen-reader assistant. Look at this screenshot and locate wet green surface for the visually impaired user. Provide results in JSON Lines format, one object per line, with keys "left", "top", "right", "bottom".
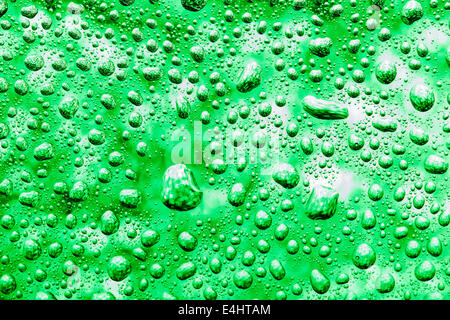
{"left": 0, "top": 0, "right": 448, "bottom": 300}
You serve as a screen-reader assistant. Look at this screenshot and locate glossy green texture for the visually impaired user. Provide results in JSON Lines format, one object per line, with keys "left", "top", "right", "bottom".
{"left": 0, "top": 0, "right": 448, "bottom": 301}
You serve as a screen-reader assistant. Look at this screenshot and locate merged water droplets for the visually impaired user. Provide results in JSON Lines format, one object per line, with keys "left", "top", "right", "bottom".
{"left": 161, "top": 164, "right": 203, "bottom": 211}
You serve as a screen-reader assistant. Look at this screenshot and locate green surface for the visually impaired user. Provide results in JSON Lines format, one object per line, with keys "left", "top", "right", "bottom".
{"left": 0, "top": 0, "right": 448, "bottom": 300}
